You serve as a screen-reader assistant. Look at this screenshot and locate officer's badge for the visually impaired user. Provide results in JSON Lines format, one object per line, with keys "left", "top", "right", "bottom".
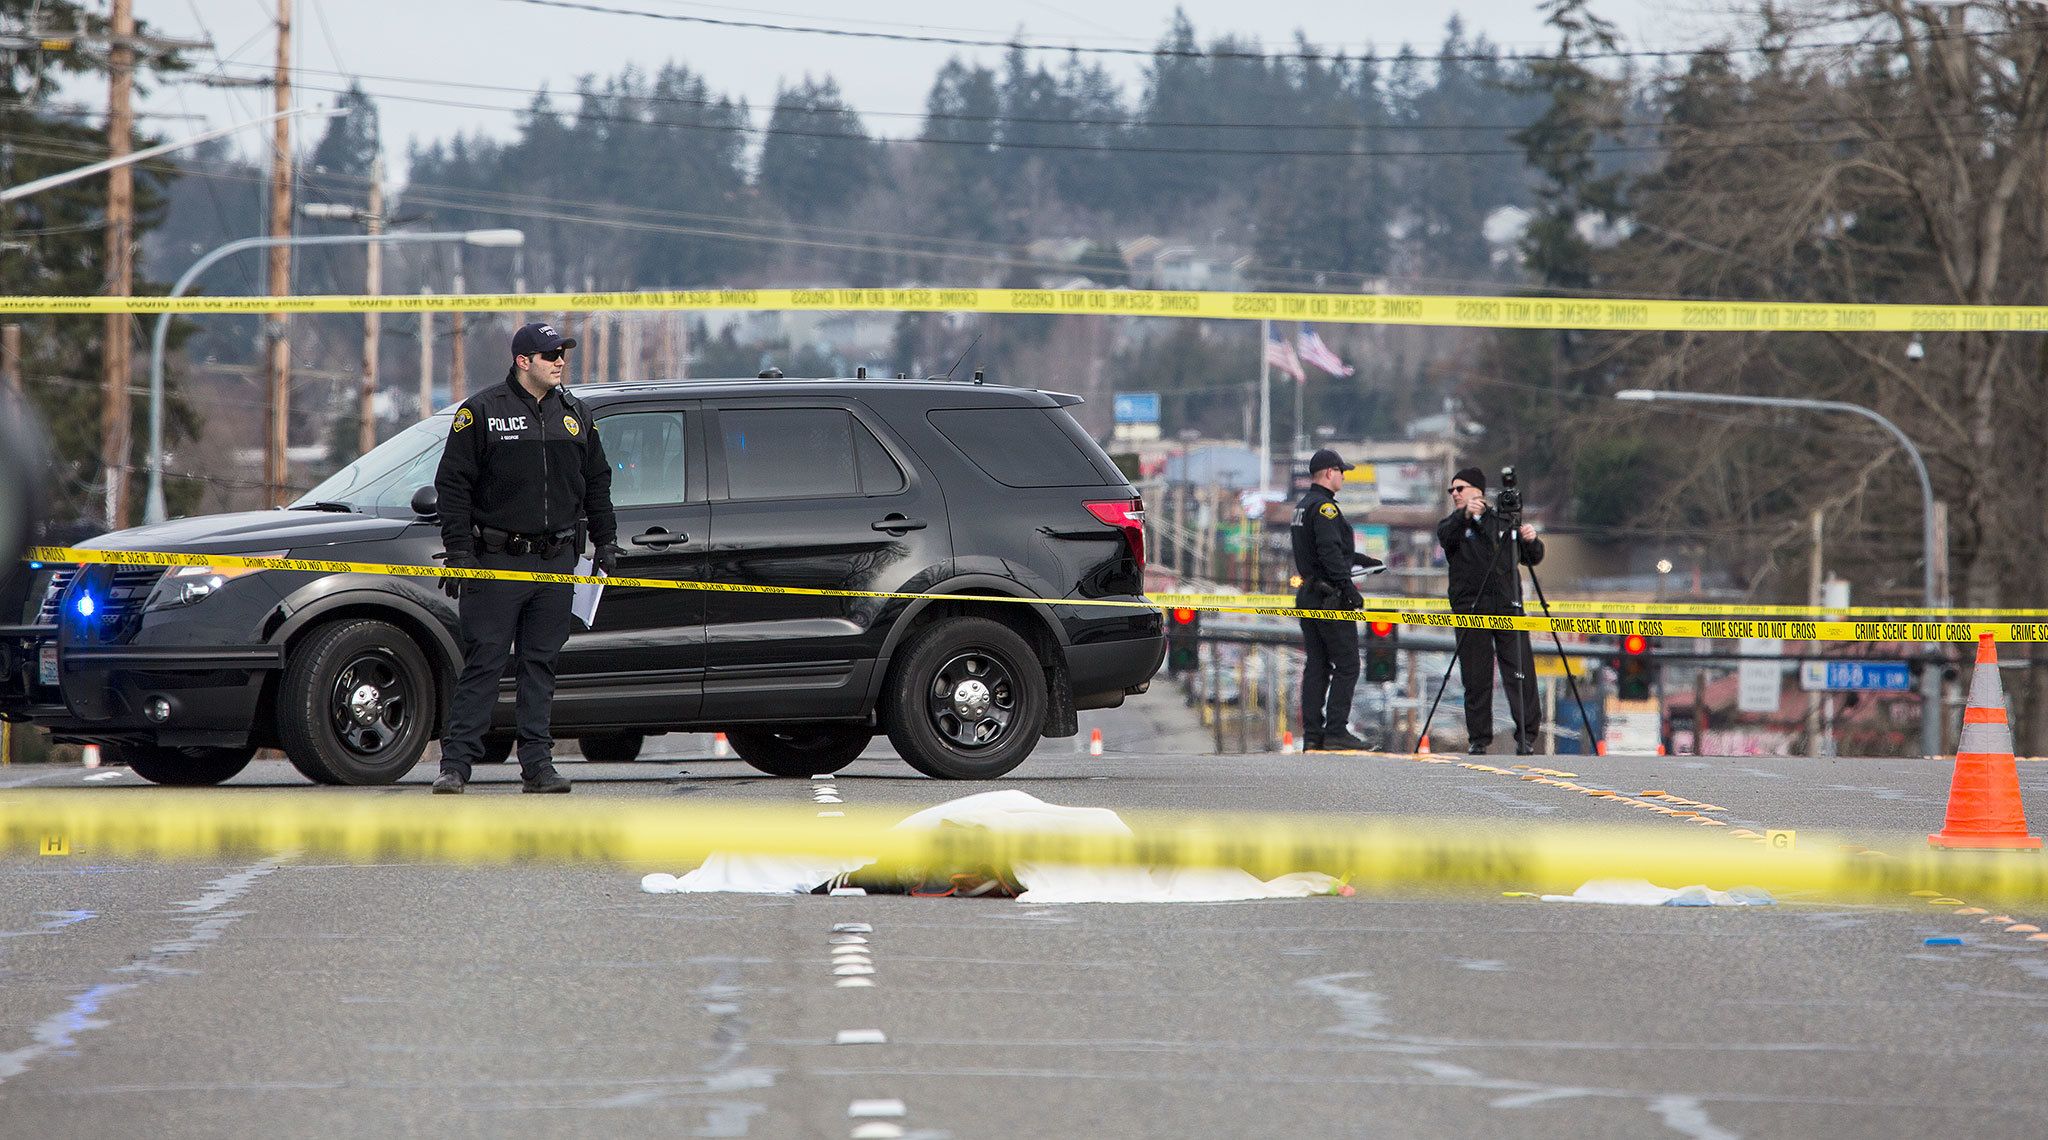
{"left": 1318, "top": 502, "right": 1339, "bottom": 519}
{"left": 562, "top": 415, "right": 580, "bottom": 436}
{"left": 452, "top": 408, "right": 473, "bottom": 433}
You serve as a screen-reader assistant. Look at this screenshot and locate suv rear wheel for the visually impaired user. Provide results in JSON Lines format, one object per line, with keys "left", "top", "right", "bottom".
{"left": 882, "top": 617, "right": 1046, "bottom": 779}
{"left": 278, "top": 619, "right": 435, "bottom": 786}
{"left": 109, "top": 743, "right": 254, "bottom": 786}
{"left": 727, "top": 725, "right": 868, "bottom": 777}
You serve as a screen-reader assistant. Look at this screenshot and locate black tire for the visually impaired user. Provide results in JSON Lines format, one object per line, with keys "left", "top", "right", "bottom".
{"left": 579, "top": 731, "right": 644, "bottom": 764}
{"left": 107, "top": 743, "right": 254, "bottom": 787}
{"left": 277, "top": 618, "right": 436, "bottom": 786}
{"left": 478, "top": 734, "right": 514, "bottom": 764}
{"left": 727, "top": 725, "right": 869, "bottom": 778}
{"left": 882, "top": 617, "right": 1046, "bottom": 779}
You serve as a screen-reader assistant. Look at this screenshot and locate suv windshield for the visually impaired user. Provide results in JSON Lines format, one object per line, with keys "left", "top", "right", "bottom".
{"left": 292, "top": 416, "right": 450, "bottom": 509}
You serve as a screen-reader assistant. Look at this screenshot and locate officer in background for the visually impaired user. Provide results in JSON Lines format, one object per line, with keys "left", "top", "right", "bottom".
{"left": 432, "top": 322, "right": 621, "bottom": 794}
{"left": 1291, "top": 448, "right": 1384, "bottom": 752}
{"left": 1438, "top": 466, "right": 1542, "bottom": 755}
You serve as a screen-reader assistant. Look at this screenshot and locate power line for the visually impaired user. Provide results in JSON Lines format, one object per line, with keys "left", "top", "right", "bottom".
{"left": 184, "top": 55, "right": 1987, "bottom": 140}
{"left": 488, "top": 0, "right": 2046, "bottom": 65}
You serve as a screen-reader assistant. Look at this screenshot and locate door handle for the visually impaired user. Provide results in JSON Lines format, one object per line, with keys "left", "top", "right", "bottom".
{"left": 871, "top": 515, "right": 927, "bottom": 533}
{"left": 630, "top": 527, "right": 687, "bottom": 548}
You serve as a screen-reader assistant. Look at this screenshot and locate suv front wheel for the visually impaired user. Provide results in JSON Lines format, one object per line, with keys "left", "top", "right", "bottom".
{"left": 277, "top": 619, "right": 436, "bottom": 786}
{"left": 883, "top": 617, "right": 1046, "bottom": 779}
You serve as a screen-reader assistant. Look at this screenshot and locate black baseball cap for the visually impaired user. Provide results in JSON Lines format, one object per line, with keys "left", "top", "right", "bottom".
{"left": 1309, "top": 448, "right": 1355, "bottom": 473}
{"left": 511, "top": 321, "right": 577, "bottom": 356}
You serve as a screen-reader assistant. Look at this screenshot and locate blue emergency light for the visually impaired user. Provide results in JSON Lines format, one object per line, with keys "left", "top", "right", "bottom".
{"left": 75, "top": 593, "right": 96, "bottom": 619}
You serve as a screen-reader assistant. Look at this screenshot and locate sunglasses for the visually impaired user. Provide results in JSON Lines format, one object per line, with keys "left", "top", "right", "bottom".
{"left": 533, "top": 348, "right": 568, "bottom": 362}
{"left": 1447, "top": 484, "right": 1475, "bottom": 495}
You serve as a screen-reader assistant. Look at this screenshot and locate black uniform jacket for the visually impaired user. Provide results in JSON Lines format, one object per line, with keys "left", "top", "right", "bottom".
{"left": 1292, "top": 483, "right": 1371, "bottom": 610}
{"left": 435, "top": 375, "right": 618, "bottom": 558}
{"left": 1437, "top": 506, "right": 1543, "bottom": 613}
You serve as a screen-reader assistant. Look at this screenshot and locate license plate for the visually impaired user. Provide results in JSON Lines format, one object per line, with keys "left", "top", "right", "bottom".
{"left": 38, "top": 645, "right": 57, "bottom": 687}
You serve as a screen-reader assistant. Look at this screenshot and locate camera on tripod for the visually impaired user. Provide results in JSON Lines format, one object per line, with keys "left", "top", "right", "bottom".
{"left": 1496, "top": 465, "right": 1522, "bottom": 524}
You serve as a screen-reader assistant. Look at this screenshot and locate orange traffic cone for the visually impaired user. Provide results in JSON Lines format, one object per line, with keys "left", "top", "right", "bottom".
{"left": 1088, "top": 728, "right": 1103, "bottom": 757}
{"left": 713, "top": 732, "right": 729, "bottom": 758}
{"left": 1417, "top": 733, "right": 1431, "bottom": 755}
{"left": 1930, "top": 633, "right": 2041, "bottom": 850}
{"left": 1280, "top": 730, "right": 1295, "bottom": 754}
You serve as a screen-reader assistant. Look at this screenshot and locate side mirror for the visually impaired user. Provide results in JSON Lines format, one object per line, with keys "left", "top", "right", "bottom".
{"left": 409, "top": 485, "right": 439, "bottom": 519}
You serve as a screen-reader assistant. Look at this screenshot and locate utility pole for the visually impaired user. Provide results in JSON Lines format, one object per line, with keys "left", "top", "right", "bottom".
{"left": 2, "top": 324, "right": 20, "bottom": 396}
{"left": 594, "top": 312, "right": 610, "bottom": 384}
{"left": 99, "top": 0, "right": 135, "bottom": 527}
{"left": 263, "top": 0, "right": 294, "bottom": 507}
{"left": 418, "top": 289, "right": 434, "bottom": 420}
{"left": 357, "top": 156, "right": 383, "bottom": 457}
{"left": 449, "top": 247, "right": 466, "bottom": 404}
{"left": 1806, "top": 508, "right": 1824, "bottom": 756}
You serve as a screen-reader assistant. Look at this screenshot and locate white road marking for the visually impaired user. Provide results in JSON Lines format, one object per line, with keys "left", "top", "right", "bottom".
{"left": 835, "top": 1029, "right": 888, "bottom": 1045}
{"left": 849, "top": 1099, "right": 907, "bottom": 1118}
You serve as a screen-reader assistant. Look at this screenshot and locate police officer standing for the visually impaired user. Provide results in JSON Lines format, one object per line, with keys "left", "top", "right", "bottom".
{"left": 432, "top": 322, "right": 620, "bottom": 794}
{"left": 1291, "top": 448, "right": 1383, "bottom": 752}
{"left": 1438, "top": 466, "right": 1542, "bottom": 755}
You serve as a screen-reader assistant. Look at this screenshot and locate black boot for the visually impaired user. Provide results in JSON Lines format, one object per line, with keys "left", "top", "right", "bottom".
{"left": 521, "top": 766, "right": 572, "bottom": 794}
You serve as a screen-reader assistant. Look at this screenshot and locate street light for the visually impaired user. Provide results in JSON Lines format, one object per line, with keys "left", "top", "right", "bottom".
{"left": 145, "top": 228, "right": 526, "bottom": 525}
{"left": 1614, "top": 387, "right": 1945, "bottom": 757}
{"left": 0, "top": 106, "right": 340, "bottom": 204}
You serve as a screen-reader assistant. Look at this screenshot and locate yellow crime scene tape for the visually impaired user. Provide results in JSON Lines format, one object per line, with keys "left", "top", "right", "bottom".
{"left": 21, "top": 545, "right": 2048, "bottom": 644}
{"left": 5, "top": 285, "right": 2048, "bottom": 334}
{"left": 1153, "top": 592, "right": 2048, "bottom": 619}
{"left": 4, "top": 791, "right": 2046, "bottom": 904}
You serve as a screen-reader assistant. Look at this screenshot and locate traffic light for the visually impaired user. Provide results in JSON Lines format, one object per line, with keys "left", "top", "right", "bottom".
{"left": 1617, "top": 633, "right": 1655, "bottom": 700}
{"left": 1364, "top": 620, "right": 1398, "bottom": 683}
{"left": 1166, "top": 607, "right": 1200, "bottom": 675}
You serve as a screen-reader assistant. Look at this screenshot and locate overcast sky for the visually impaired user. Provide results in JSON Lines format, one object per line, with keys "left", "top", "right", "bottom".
{"left": 107, "top": 0, "right": 1722, "bottom": 181}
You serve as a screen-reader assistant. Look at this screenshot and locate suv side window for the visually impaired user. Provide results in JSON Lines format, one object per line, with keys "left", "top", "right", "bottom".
{"left": 722, "top": 407, "right": 904, "bottom": 499}
{"left": 373, "top": 438, "right": 448, "bottom": 513}
{"left": 603, "top": 411, "right": 689, "bottom": 506}
{"left": 927, "top": 407, "right": 1110, "bottom": 488}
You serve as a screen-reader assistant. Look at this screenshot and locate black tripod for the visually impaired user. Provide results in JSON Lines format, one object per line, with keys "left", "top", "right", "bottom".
{"left": 1416, "top": 520, "right": 1596, "bottom": 755}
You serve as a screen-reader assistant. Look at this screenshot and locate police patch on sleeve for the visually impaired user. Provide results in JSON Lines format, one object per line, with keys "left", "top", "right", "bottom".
{"left": 452, "top": 407, "right": 473, "bottom": 433}
{"left": 562, "top": 414, "right": 580, "bottom": 436}
{"left": 1318, "top": 502, "right": 1339, "bottom": 519}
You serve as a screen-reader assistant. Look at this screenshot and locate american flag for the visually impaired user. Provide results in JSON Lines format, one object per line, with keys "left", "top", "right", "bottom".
{"left": 1264, "top": 325, "right": 1306, "bottom": 382}
{"left": 1295, "top": 326, "right": 1355, "bottom": 377}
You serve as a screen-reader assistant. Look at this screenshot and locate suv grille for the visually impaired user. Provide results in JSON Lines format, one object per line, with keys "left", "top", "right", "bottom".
{"left": 36, "top": 565, "right": 167, "bottom": 628}
{"left": 34, "top": 568, "right": 76, "bottom": 624}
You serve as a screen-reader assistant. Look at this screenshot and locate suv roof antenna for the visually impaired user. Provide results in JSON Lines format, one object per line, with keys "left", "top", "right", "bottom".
{"left": 939, "top": 334, "right": 982, "bottom": 381}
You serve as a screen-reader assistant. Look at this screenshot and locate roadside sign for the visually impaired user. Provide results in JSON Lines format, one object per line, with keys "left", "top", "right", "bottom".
{"left": 1799, "top": 660, "right": 1911, "bottom": 692}
{"left": 1113, "top": 392, "right": 1160, "bottom": 424}
{"left": 1604, "top": 697, "right": 1663, "bottom": 754}
{"left": 1737, "top": 639, "right": 1784, "bottom": 713}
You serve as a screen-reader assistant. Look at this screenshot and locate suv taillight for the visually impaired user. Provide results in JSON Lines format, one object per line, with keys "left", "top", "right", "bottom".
{"left": 1084, "top": 498, "right": 1146, "bottom": 568}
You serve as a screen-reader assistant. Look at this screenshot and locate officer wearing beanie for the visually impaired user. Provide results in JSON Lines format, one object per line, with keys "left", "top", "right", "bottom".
{"left": 431, "top": 322, "right": 620, "bottom": 794}
{"left": 1439, "top": 465, "right": 1543, "bottom": 754}
{"left": 1291, "top": 448, "right": 1384, "bottom": 751}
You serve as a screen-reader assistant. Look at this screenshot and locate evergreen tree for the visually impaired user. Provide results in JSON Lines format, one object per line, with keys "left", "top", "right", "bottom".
{"left": 757, "top": 76, "right": 880, "bottom": 225}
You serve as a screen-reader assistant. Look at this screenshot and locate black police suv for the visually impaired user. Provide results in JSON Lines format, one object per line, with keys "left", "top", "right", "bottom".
{"left": 0, "top": 378, "right": 1163, "bottom": 785}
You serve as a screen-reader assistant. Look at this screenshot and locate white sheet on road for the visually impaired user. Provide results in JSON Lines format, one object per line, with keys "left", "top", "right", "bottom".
{"left": 1539, "top": 878, "right": 1776, "bottom": 907}
{"left": 639, "top": 790, "right": 1345, "bottom": 903}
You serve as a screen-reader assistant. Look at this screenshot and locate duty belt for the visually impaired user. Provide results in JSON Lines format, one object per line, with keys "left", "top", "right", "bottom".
{"left": 476, "top": 525, "right": 577, "bottom": 557}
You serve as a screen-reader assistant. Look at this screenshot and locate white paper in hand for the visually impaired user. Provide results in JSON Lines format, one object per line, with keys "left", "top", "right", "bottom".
{"left": 572, "top": 556, "right": 604, "bottom": 628}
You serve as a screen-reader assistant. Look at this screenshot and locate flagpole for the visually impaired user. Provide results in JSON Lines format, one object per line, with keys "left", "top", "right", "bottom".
{"left": 1258, "top": 319, "right": 1271, "bottom": 497}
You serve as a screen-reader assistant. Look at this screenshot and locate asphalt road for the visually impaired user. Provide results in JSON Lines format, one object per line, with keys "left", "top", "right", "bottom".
{"left": 4, "top": 694, "right": 2047, "bottom": 1139}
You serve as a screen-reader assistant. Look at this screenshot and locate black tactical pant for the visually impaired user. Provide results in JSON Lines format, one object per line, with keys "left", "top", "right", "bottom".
{"left": 440, "top": 546, "right": 578, "bottom": 779}
{"left": 1299, "top": 617, "right": 1360, "bottom": 743}
{"left": 1455, "top": 625, "right": 1539, "bottom": 751}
